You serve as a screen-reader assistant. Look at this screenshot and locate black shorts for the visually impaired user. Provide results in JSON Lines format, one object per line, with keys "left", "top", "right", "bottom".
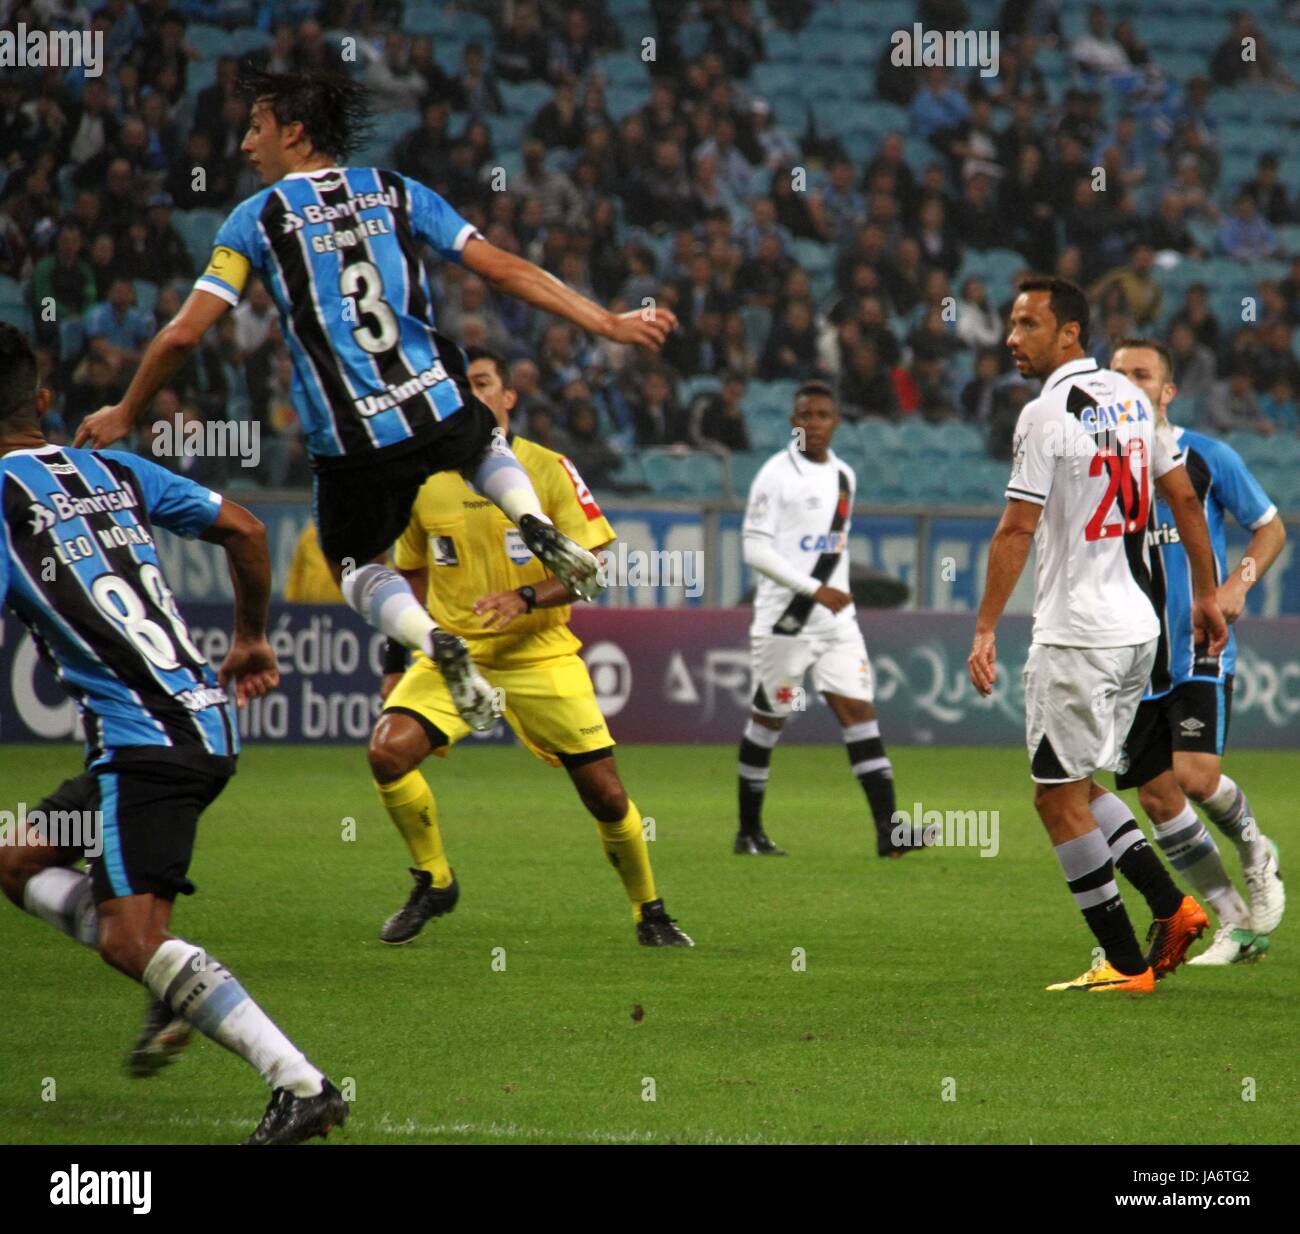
{"left": 1114, "top": 677, "right": 1233, "bottom": 791}
{"left": 86, "top": 760, "right": 230, "bottom": 904}
{"left": 312, "top": 398, "right": 498, "bottom": 566}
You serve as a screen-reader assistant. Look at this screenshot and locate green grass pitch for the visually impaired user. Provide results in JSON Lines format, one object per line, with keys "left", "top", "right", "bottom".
{"left": 1, "top": 742, "right": 1295, "bottom": 1145}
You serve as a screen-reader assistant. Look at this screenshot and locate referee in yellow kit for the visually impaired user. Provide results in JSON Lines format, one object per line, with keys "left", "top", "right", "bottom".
{"left": 367, "top": 349, "right": 692, "bottom": 948}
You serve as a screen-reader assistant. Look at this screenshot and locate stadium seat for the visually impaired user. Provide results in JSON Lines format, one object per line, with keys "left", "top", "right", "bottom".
{"left": 499, "top": 81, "right": 553, "bottom": 119}
{"left": 936, "top": 421, "right": 986, "bottom": 459}
{"left": 727, "top": 450, "right": 768, "bottom": 500}
{"left": 739, "top": 306, "right": 771, "bottom": 356}
{"left": 131, "top": 280, "right": 158, "bottom": 315}
{"left": 174, "top": 209, "right": 226, "bottom": 271}
{"left": 0, "top": 302, "right": 30, "bottom": 331}
{"left": 0, "top": 274, "right": 23, "bottom": 309}
{"left": 855, "top": 418, "right": 901, "bottom": 455}
{"left": 640, "top": 450, "right": 726, "bottom": 500}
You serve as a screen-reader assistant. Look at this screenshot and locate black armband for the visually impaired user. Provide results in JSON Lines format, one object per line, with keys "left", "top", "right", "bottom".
{"left": 383, "top": 638, "right": 408, "bottom": 674}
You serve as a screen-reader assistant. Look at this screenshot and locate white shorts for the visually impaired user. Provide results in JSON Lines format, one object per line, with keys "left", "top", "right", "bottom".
{"left": 1023, "top": 640, "right": 1158, "bottom": 784}
{"left": 750, "top": 624, "right": 873, "bottom": 718}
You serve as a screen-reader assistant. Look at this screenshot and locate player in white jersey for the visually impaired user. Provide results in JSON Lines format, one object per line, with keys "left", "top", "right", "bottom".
{"left": 968, "top": 278, "right": 1227, "bottom": 993}
{"left": 736, "top": 381, "right": 905, "bottom": 858}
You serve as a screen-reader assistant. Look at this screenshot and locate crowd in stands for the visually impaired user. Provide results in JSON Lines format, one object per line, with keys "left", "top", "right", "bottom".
{"left": 1, "top": 0, "right": 1299, "bottom": 498}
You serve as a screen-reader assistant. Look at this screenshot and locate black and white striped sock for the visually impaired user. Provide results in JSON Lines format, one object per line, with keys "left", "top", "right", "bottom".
{"left": 1090, "top": 791, "right": 1183, "bottom": 919}
{"left": 1053, "top": 829, "right": 1146, "bottom": 975}
{"left": 842, "top": 719, "right": 895, "bottom": 832}
{"left": 738, "top": 720, "right": 780, "bottom": 836}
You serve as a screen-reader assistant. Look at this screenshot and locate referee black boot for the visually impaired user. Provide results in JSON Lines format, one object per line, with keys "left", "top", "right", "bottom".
{"left": 379, "top": 868, "right": 460, "bottom": 944}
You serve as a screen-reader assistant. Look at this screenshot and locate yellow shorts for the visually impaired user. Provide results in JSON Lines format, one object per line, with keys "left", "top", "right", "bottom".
{"left": 383, "top": 652, "right": 615, "bottom": 767}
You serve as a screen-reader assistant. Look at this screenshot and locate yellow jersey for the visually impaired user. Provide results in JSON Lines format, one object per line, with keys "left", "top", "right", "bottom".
{"left": 284, "top": 523, "right": 345, "bottom": 603}
{"left": 393, "top": 436, "right": 616, "bottom": 668}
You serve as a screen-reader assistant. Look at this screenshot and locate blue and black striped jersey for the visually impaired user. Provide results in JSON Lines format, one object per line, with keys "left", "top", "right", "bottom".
{"left": 194, "top": 167, "right": 482, "bottom": 465}
{"left": 1145, "top": 426, "right": 1277, "bottom": 698}
{"left": 0, "top": 446, "right": 238, "bottom": 769}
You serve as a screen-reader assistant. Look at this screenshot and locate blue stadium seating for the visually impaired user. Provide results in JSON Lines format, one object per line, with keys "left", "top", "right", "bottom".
{"left": 727, "top": 450, "right": 768, "bottom": 500}
{"left": 174, "top": 209, "right": 226, "bottom": 272}
{"left": 640, "top": 449, "right": 725, "bottom": 500}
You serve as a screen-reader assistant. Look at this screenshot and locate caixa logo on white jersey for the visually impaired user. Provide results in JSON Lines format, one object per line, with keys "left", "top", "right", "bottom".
{"left": 800, "top": 531, "right": 847, "bottom": 552}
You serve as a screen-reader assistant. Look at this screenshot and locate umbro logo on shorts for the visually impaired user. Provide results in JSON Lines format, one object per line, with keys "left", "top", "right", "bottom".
{"left": 1179, "top": 716, "right": 1206, "bottom": 737}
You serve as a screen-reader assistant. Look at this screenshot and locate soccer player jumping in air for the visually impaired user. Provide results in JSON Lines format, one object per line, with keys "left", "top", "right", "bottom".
{"left": 968, "top": 279, "right": 1228, "bottom": 993}
{"left": 76, "top": 71, "right": 677, "bottom": 731}
{"left": 0, "top": 323, "right": 344, "bottom": 1144}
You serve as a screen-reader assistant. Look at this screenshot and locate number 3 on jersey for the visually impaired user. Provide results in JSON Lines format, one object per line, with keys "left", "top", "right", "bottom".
{"left": 1085, "top": 438, "right": 1150, "bottom": 541}
{"left": 340, "top": 260, "right": 399, "bottom": 354}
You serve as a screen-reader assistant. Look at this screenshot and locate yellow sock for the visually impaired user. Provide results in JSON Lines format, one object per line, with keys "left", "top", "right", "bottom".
{"left": 374, "top": 771, "right": 453, "bottom": 887}
{"left": 596, "top": 799, "right": 658, "bottom": 921}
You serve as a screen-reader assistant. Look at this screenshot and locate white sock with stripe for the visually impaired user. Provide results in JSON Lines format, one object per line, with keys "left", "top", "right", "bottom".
{"left": 1199, "top": 774, "right": 1267, "bottom": 869}
{"left": 1153, "top": 802, "right": 1250, "bottom": 927}
{"left": 22, "top": 866, "right": 97, "bottom": 947}
{"left": 341, "top": 562, "right": 436, "bottom": 653}
{"left": 143, "top": 939, "right": 324, "bottom": 1097}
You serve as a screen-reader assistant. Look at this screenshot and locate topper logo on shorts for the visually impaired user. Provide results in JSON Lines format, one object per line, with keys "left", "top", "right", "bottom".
{"left": 49, "top": 1165, "right": 151, "bottom": 1215}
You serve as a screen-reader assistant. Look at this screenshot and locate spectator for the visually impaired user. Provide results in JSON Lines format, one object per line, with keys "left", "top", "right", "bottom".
{"left": 1071, "top": 4, "right": 1131, "bottom": 77}
{"left": 547, "top": 7, "right": 598, "bottom": 85}
{"left": 720, "top": 310, "right": 757, "bottom": 377}
{"left": 452, "top": 41, "right": 501, "bottom": 115}
{"left": 1218, "top": 193, "right": 1278, "bottom": 262}
{"left": 759, "top": 300, "right": 821, "bottom": 381}
{"left": 30, "top": 223, "right": 95, "bottom": 344}
{"left": 395, "top": 101, "right": 453, "bottom": 184}
{"left": 514, "top": 139, "right": 584, "bottom": 227}
{"left": 632, "top": 367, "right": 691, "bottom": 447}
{"left": 953, "top": 172, "right": 1002, "bottom": 251}
{"left": 690, "top": 371, "right": 751, "bottom": 451}
{"left": 955, "top": 277, "right": 1003, "bottom": 350}
{"left": 565, "top": 401, "right": 623, "bottom": 487}
{"left": 909, "top": 67, "right": 971, "bottom": 144}
{"left": 83, "top": 276, "right": 153, "bottom": 381}
{"left": 494, "top": 2, "right": 550, "bottom": 83}
{"left": 1211, "top": 11, "right": 1297, "bottom": 90}
{"left": 1167, "top": 321, "right": 1219, "bottom": 401}
{"left": 1244, "top": 154, "right": 1293, "bottom": 226}
{"left": 706, "top": 0, "right": 765, "bottom": 80}
{"left": 998, "top": 144, "right": 1056, "bottom": 268}
{"left": 839, "top": 342, "right": 898, "bottom": 421}
{"left": 1258, "top": 377, "right": 1298, "bottom": 434}
{"left": 960, "top": 349, "right": 1002, "bottom": 427}
{"left": 1088, "top": 244, "right": 1162, "bottom": 327}
{"left": 1205, "top": 367, "right": 1273, "bottom": 434}
{"left": 627, "top": 140, "right": 695, "bottom": 231}
{"left": 86, "top": 231, "right": 123, "bottom": 300}
{"left": 529, "top": 81, "right": 585, "bottom": 149}
{"left": 1145, "top": 190, "right": 1202, "bottom": 257}
{"left": 62, "top": 353, "right": 122, "bottom": 438}
{"left": 913, "top": 194, "right": 962, "bottom": 278}
{"left": 1170, "top": 284, "right": 1223, "bottom": 357}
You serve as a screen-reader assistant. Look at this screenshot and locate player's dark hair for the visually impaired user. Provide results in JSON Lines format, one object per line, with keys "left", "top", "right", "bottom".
{"left": 241, "top": 68, "right": 374, "bottom": 160}
{"left": 0, "top": 322, "right": 38, "bottom": 424}
{"left": 1016, "top": 275, "right": 1090, "bottom": 347}
{"left": 794, "top": 379, "right": 836, "bottom": 407}
{"left": 1112, "top": 335, "right": 1174, "bottom": 382}
{"left": 466, "top": 346, "right": 513, "bottom": 390}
